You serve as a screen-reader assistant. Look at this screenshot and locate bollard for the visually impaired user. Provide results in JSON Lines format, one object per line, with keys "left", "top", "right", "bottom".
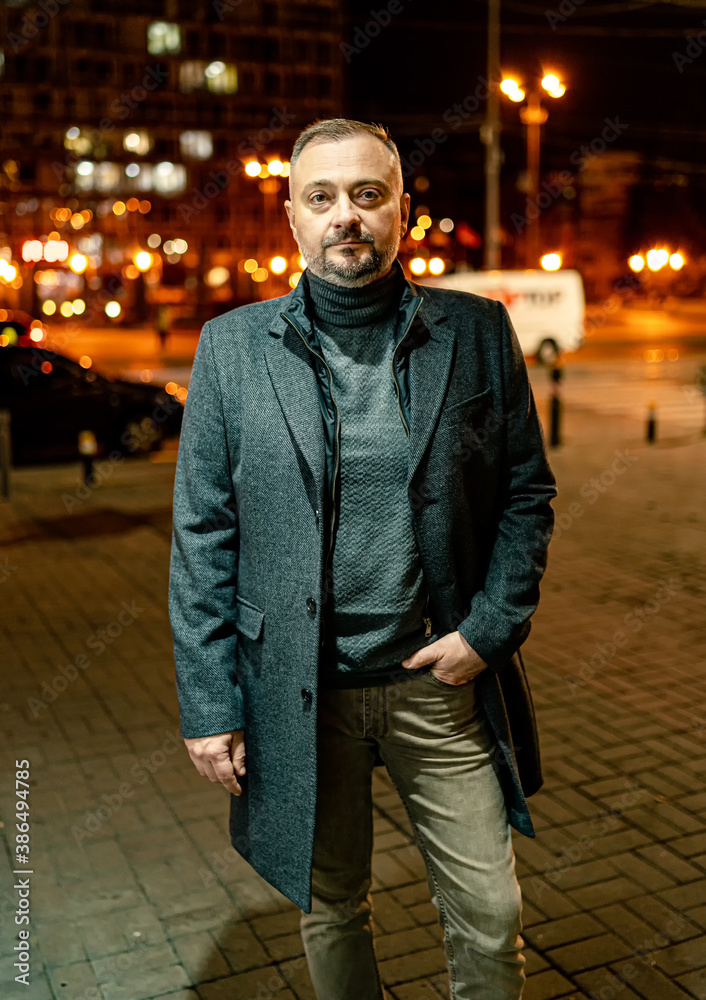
{"left": 549, "top": 363, "right": 563, "bottom": 448}
{"left": 646, "top": 401, "right": 657, "bottom": 444}
{"left": 78, "top": 429, "right": 98, "bottom": 486}
{"left": 697, "top": 365, "right": 706, "bottom": 435}
{"left": 0, "top": 409, "right": 12, "bottom": 501}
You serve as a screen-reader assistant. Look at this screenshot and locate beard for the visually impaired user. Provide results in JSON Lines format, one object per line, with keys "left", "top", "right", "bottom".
{"left": 300, "top": 228, "right": 400, "bottom": 286}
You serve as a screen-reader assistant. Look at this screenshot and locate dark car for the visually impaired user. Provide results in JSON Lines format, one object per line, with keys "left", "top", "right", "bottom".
{"left": 0, "top": 345, "right": 184, "bottom": 466}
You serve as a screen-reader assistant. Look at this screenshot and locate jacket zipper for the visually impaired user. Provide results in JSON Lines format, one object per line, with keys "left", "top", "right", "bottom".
{"left": 390, "top": 298, "right": 431, "bottom": 639}
{"left": 391, "top": 297, "right": 423, "bottom": 437}
{"left": 282, "top": 315, "right": 341, "bottom": 648}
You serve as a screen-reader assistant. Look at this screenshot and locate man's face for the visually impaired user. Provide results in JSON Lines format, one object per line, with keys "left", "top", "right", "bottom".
{"left": 284, "top": 133, "right": 410, "bottom": 287}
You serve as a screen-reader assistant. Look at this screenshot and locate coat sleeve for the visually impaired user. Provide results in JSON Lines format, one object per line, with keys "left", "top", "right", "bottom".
{"left": 169, "top": 320, "right": 244, "bottom": 738}
{"left": 456, "top": 300, "right": 557, "bottom": 670}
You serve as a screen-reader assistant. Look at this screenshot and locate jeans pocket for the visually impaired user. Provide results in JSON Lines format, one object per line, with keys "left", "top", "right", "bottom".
{"left": 425, "top": 669, "right": 470, "bottom": 689}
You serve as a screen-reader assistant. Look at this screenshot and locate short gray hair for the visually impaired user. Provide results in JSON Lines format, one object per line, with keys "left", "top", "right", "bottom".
{"left": 290, "top": 118, "right": 403, "bottom": 189}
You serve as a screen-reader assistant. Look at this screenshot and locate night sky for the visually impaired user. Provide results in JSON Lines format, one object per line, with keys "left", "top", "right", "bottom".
{"left": 342, "top": 0, "right": 706, "bottom": 247}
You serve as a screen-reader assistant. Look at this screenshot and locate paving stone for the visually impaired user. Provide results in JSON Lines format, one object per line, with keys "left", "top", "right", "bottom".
{"left": 375, "top": 926, "right": 437, "bottom": 961}
{"left": 379, "top": 946, "right": 448, "bottom": 984}
{"left": 625, "top": 961, "right": 698, "bottom": 1000}
{"left": 548, "top": 931, "right": 635, "bottom": 974}
{"left": 172, "top": 931, "right": 231, "bottom": 980}
{"left": 658, "top": 880, "right": 706, "bottom": 912}
{"left": 391, "top": 983, "right": 445, "bottom": 999}
{"left": 35, "top": 920, "right": 85, "bottom": 966}
{"left": 522, "top": 968, "right": 576, "bottom": 999}
{"left": 198, "top": 967, "right": 290, "bottom": 999}
{"left": 372, "top": 890, "right": 418, "bottom": 932}
{"left": 573, "top": 967, "right": 645, "bottom": 1000}
{"left": 566, "top": 876, "right": 643, "bottom": 910}
{"left": 653, "top": 935, "right": 706, "bottom": 975}
{"left": 214, "top": 920, "right": 272, "bottom": 973}
{"left": 676, "top": 967, "right": 706, "bottom": 999}
{"left": 637, "top": 845, "right": 705, "bottom": 883}
{"left": 606, "top": 852, "right": 677, "bottom": 891}
{"left": 524, "top": 913, "right": 604, "bottom": 951}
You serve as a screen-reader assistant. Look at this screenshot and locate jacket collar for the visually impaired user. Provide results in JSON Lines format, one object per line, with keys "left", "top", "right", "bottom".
{"left": 266, "top": 258, "right": 450, "bottom": 341}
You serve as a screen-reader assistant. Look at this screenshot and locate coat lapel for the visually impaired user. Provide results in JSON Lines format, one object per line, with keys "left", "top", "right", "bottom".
{"left": 264, "top": 307, "right": 328, "bottom": 501}
{"left": 405, "top": 290, "right": 456, "bottom": 488}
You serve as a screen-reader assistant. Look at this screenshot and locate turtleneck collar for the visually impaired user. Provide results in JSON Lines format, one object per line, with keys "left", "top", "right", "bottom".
{"left": 304, "top": 260, "right": 405, "bottom": 329}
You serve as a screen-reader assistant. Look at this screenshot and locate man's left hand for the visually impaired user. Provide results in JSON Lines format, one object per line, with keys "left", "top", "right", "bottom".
{"left": 401, "top": 631, "right": 488, "bottom": 685}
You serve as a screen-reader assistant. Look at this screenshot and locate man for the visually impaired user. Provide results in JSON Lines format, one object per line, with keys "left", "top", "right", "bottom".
{"left": 170, "top": 118, "right": 556, "bottom": 999}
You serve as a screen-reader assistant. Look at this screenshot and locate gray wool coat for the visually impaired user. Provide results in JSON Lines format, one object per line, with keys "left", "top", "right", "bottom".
{"left": 169, "top": 262, "right": 557, "bottom": 913}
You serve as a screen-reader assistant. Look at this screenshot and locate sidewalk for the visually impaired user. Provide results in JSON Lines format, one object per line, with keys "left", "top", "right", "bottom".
{"left": 0, "top": 399, "right": 705, "bottom": 1000}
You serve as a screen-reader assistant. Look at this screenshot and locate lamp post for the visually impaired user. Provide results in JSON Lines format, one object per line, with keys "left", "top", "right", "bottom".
{"left": 501, "top": 72, "right": 566, "bottom": 267}
{"left": 482, "top": 0, "right": 502, "bottom": 270}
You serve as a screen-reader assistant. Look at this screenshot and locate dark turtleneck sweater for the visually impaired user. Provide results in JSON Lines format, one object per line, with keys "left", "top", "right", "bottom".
{"left": 305, "top": 264, "right": 431, "bottom": 688}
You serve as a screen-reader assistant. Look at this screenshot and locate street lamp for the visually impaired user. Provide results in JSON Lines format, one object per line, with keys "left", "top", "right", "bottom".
{"left": 501, "top": 70, "right": 567, "bottom": 267}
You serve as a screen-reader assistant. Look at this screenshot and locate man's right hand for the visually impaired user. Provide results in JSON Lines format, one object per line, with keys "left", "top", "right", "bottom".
{"left": 184, "top": 730, "right": 246, "bottom": 796}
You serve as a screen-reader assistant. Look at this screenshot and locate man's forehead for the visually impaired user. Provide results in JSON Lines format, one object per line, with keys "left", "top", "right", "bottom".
{"left": 291, "top": 136, "right": 398, "bottom": 188}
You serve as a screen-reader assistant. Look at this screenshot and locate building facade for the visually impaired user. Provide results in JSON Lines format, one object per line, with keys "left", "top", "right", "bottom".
{"left": 0, "top": 0, "right": 343, "bottom": 325}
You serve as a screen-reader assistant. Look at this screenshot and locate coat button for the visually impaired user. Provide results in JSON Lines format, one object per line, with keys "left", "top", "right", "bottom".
{"left": 301, "top": 688, "right": 313, "bottom": 709}
{"left": 306, "top": 597, "right": 317, "bottom": 614}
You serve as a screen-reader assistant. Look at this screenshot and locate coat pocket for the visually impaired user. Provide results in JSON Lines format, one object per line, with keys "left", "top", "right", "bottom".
{"left": 234, "top": 595, "right": 265, "bottom": 641}
{"left": 441, "top": 386, "right": 493, "bottom": 426}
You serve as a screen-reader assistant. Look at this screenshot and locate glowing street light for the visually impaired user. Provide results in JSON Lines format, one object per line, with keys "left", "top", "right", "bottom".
{"left": 500, "top": 78, "right": 525, "bottom": 103}
{"left": 134, "top": 251, "right": 153, "bottom": 271}
{"left": 69, "top": 253, "right": 88, "bottom": 274}
{"left": 409, "top": 257, "right": 427, "bottom": 275}
{"left": 669, "top": 253, "right": 685, "bottom": 270}
{"left": 628, "top": 254, "right": 645, "bottom": 273}
{"left": 540, "top": 252, "right": 562, "bottom": 271}
{"left": 541, "top": 73, "right": 566, "bottom": 98}
{"left": 428, "top": 257, "right": 445, "bottom": 275}
{"left": 269, "top": 256, "right": 287, "bottom": 274}
{"left": 646, "top": 248, "right": 669, "bottom": 272}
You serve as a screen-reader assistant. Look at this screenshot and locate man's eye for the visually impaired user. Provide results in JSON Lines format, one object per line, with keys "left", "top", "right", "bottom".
{"left": 310, "top": 194, "right": 327, "bottom": 204}
{"left": 360, "top": 190, "right": 379, "bottom": 201}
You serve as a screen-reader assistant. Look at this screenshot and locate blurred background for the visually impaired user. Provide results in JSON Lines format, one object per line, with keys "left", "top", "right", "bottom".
{"left": 2, "top": 4, "right": 706, "bottom": 999}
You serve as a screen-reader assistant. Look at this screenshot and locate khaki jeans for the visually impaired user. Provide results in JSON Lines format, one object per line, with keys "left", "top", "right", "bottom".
{"left": 300, "top": 669, "right": 526, "bottom": 1000}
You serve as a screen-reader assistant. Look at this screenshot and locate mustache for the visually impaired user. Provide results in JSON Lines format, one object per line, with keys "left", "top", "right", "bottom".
{"left": 322, "top": 232, "right": 375, "bottom": 248}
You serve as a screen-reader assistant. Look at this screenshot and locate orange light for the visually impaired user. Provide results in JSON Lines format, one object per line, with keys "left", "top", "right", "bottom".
{"left": 79, "top": 355, "right": 92, "bottom": 368}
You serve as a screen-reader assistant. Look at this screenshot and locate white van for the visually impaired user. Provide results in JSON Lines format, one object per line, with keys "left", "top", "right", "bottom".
{"left": 421, "top": 269, "right": 585, "bottom": 363}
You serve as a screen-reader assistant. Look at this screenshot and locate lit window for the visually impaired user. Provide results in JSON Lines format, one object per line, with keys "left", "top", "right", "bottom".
{"left": 94, "top": 162, "right": 122, "bottom": 193}
{"left": 153, "top": 162, "right": 187, "bottom": 195}
{"left": 123, "top": 130, "right": 152, "bottom": 155}
{"left": 64, "top": 128, "right": 92, "bottom": 155}
{"left": 147, "top": 22, "right": 181, "bottom": 55}
{"left": 206, "top": 61, "right": 237, "bottom": 94}
{"left": 180, "top": 131, "right": 213, "bottom": 159}
{"left": 179, "top": 60, "right": 237, "bottom": 94}
{"left": 180, "top": 61, "right": 207, "bottom": 93}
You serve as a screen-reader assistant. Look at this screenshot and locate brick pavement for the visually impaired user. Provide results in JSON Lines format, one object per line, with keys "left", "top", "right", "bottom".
{"left": 1, "top": 395, "right": 705, "bottom": 1000}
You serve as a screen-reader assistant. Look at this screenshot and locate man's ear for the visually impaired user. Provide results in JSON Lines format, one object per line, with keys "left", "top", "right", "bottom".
{"left": 284, "top": 199, "right": 297, "bottom": 239}
{"left": 399, "top": 191, "right": 411, "bottom": 237}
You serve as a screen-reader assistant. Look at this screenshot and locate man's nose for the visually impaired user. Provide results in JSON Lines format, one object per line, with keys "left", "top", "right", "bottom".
{"left": 330, "top": 193, "right": 362, "bottom": 230}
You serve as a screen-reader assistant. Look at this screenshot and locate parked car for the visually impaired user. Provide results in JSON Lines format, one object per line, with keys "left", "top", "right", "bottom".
{"left": 420, "top": 268, "right": 585, "bottom": 363}
{"left": 0, "top": 345, "right": 184, "bottom": 466}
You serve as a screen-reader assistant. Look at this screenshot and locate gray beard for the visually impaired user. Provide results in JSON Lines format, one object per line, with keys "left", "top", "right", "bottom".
{"left": 303, "top": 233, "right": 399, "bottom": 287}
